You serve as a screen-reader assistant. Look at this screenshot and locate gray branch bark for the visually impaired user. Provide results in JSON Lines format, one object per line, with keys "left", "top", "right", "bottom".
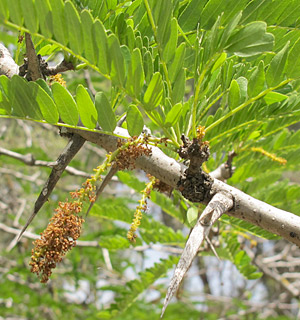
{"left": 0, "top": 44, "right": 19, "bottom": 78}
{"left": 69, "top": 127, "right": 300, "bottom": 247}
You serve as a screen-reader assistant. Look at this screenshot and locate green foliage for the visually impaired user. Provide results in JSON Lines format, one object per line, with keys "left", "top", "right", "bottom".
{"left": 221, "top": 233, "right": 262, "bottom": 280}
{"left": 97, "top": 255, "right": 179, "bottom": 319}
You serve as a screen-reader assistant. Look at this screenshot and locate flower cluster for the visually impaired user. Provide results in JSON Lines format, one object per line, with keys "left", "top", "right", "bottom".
{"left": 49, "top": 73, "right": 66, "bottom": 87}
{"left": 251, "top": 147, "right": 287, "bottom": 165}
{"left": 70, "top": 179, "right": 96, "bottom": 203}
{"left": 127, "top": 176, "right": 156, "bottom": 243}
{"left": 150, "top": 174, "right": 173, "bottom": 194}
{"left": 196, "top": 125, "right": 206, "bottom": 140}
{"left": 29, "top": 201, "right": 84, "bottom": 283}
{"left": 115, "top": 137, "right": 152, "bottom": 170}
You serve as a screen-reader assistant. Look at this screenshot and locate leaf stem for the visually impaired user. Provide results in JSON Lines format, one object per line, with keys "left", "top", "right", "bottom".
{"left": 206, "top": 79, "right": 292, "bottom": 133}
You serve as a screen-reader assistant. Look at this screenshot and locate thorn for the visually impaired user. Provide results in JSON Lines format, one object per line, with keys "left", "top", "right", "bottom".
{"left": 85, "top": 167, "right": 118, "bottom": 217}
{"left": 17, "top": 134, "right": 85, "bottom": 242}
{"left": 205, "top": 235, "right": 220, "bottom": 261}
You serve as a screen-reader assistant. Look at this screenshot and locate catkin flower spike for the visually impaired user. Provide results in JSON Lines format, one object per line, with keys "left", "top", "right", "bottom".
{"left": 127, "top": 176, "right": 156, "bottom": 242}
{"left": 29, "top": 201, "right": 84, "bottom": 283}
{"left": 251, "top": 147, "right": 287, "bottom": 165}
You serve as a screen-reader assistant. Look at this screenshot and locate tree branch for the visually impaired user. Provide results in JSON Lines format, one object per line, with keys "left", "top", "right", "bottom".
{"left": 0, "top": 44, "right": 19, "bottom": 78}
{"left": 0, "top": 146, "right": 90, "bottom": 178}
{"left": 68, "top": 127, "right": 300, "bottom": 247}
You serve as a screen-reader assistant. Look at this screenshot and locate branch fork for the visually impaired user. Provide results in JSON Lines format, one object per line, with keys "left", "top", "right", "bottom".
{"left": 161, "top": 191, "right": 234, "bottom": 318}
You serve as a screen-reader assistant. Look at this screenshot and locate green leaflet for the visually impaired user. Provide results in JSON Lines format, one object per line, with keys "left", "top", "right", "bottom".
{"left": 154, "top": 0, "right": 173, "bottom": 48}
{"left": 201, "top": 0, "right": 247, "bottom": 29}
{"left": 242, "top": 0, "right": 275, "bottom": 25}
{"left": 35, "top": 0, "right": 53, "bottom": 38}
{"left": 162, "top": 17, "right": 178, "bottom": 63}
{"left": 0, "top": 91, "right": 10, "bottom": 114}
{"left": 9, "top": 75, "right": 43, "bottom": 120}
{"left": 81, "top": 10, "right": 97, "bottom": 65}
{"left": 143, "top": 50, "right": 154, "bottom": 84}
{"left": 211, "top": 52, "right": 227, "bottom": 73}
{"left": 126, "top": 104, "right": 144, "bottom": 137}
{"left": 178, "top": 0, "right": 205, "bottom": 32}
{"left": 125, "top": 25, "right": 135, "bottom": 51}
{"left": 204, "top": 15, "right": 221, "bottom": 61}
{"left": 171, "top": 69, "right": 186, "bottom": 104}
{"left": 93, "top": 19, "right": 109, "bottom": 74}
{"left": 169, "top": 42, "right": 186, "bottom": 84}
{"left": 22, "top": 0, "right": 38, "bottom": 33}
{"left": 35, "top": 79, "right": 53, "bottom": 98}
{"left": 0, "top": 75, "right": 11, "bottom": 114}
{"left": 52, "top": 82, "right": 79, "bottom": 126}
{"left": 248, "top": 61, "right": 265, "bottom": 98}
{"left": 236, "top": 76, "right": 248, "bottom": 103}
{"left": 51, "top": 0, "right": 68, "bottom": 45}
{"left": 266, "top": 41, "right": 289, "bottom": 87}
{"left": 107, "top": 34, "right": 125, "bottom": 86}
{"left": 121, "top": 45, "right": 131, "bottom": 77}
{"left": 6, "top": 0, "right": 23, "bottom": 26}
{"left": 115, "top": 12, "right": 127, "bottom": 44}
{"left": 264, "top": 92, "right": 288, "bottom": 105}
{"left": 225, "top": 21, "right": 274, "bottom": 57}
{"left": 65, "top": 1, "right": 83, "bottom": 56}
{"left": 277, "top": 2, "right": 300, "bottom": 27}
{"left": 228, "top": 79, "right": 240, "bottom": 110}
{"left": 29, "top": 81, "right": 59, "bottom": 124}
{"left": 126, "top": 48, "right": 144, "bottom": 97}
{"left": 94, "top": 92, "right": 116, "bottom": 132}
{"left": 143, "top": 72, "right": 163, "bottom": 111}
{"left": 286, "top": 38, "right": 300, "bottom": 79}
{"left": 218, "top": 11, "right": 242, "bottom": 49}
{"left": 76, "top": 85, "right": 97, "bottom": 129}
{"left": 135, "top": 35, "right": 143, "bottom": 50}
{"left": 37, "top": 44, "right": 59, "bottom": 56}
{"left": 0, "top": 0, "right": 8, "bottom": 20}
{"left": 186, "top": 206, "right": 198, "bottom": 227}
{"left": 164, "top": 102, "right": 182, "bottom": 127}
